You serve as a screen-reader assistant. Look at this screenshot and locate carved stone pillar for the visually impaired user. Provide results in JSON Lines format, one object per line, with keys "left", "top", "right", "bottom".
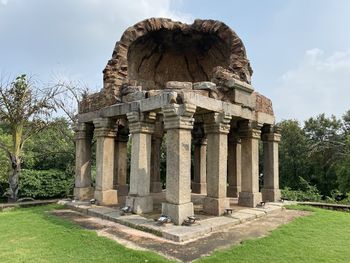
{"left": 150, "top": 116, "right": 164, "bottom": 193}
{"left": 162, "top": 104, "right": 196, "bottom": 225}
{"left": 203, "top": 112, "right": 232, "bottom": 215}
{"left": 114, "top": 123, "right": 129, "bottom": 198}
{"left": 74, "top": 122, "right": 94, "bottom": 200}
{"left": 191, "top": 123, "right": 207, "bottom": 194}
{"left": 262, "top": 125, "right": 281, "bottom": 202}
{"left": 126, "top": 112, "right": 155, "bottom": 214}
{"left": 93, "top": 118, "right": 118, "bottom": 205}
{"left": 238, "top": 120, "right": 262, "bottom": 207}
{"left": 227, "top": 128, "right": 241, "bottom": 198}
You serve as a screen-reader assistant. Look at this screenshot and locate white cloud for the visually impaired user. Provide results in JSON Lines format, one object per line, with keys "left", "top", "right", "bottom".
{"left": 272, "top": 48, "right": 350, "bottom": 121}
{"left": 0, "top": 0, "right": 9, "bottom": 6}
{"left": 0, "top": 0, "right": 192, "bottom": 89}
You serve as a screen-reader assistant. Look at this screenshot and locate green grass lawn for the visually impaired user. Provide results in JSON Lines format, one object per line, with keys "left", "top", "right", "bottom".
{"left": 0, "top": 205, "right": 170, "bottom": 263}
{"left": 198, "top": 205, "right": 350, "bottom": 263}
{"left": 0, "top": 205, "right": 349, "bottom": 263}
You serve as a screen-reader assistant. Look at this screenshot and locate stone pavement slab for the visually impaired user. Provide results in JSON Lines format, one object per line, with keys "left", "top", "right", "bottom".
{"left": 63, "top": 200, "right": 286, "bottom": 243}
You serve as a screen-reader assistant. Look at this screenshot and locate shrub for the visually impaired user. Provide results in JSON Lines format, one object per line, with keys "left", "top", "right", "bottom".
{"left": 19, "top": 169, "right": 74, "bottom": 199}
{"left": 281, "top": 177, "right": 322, "bottom": 201}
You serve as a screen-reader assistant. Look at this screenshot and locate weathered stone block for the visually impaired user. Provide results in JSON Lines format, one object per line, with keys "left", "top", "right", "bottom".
{"left": 238, "top": 191, "right": 262, "bottom": 207}
{"left": 121, "top": 85, "right": 142, "bottom": 96}
{"left": 126, "top": 195, "right": 153, "bottom": 214}
{"left": 193, "top": 81, "right": 216, "bottom": 91}
{"left": 94, "top": 189, "right": 118, "bottom": 205}
{"left": 74, "top": 187, "right": 94, "bottom": 201}
{"left": 121, "top": 91, "right": 146, "bottom": 102}
{"left": 162, "top": 202, "right": 194, "bottom": 225}
{"left": 166, "top": 81, "right": 192, "bottom": 90}
{"left": 203, "top": 197, "right": 229, "bottom": 216}
{"left": 262, "top": 188, "right": 281, "bottom": 202}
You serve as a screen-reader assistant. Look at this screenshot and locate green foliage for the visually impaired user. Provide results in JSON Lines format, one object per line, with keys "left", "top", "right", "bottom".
{"left": 281, "top": 177, "right": 322, "bottom": 201}
{"left": 22, "top": 118, "right": 75, "bottom": 171}
{"left": 278, "top": 120, "right": 310, "bottom": 189}
{"left": 19, "top": 169, "right": 74, "bottom": 199}
{"left": 279, "top": 111, "right": 350, "bottom": 199}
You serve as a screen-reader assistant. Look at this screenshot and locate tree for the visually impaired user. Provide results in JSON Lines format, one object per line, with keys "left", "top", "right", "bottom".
{"left": 278, "top": 120, "right": 310, "bottom": 189}
{"left": 0, "top": 75, "right": 58, "bottom": 201}
{"left": 304, "top": 114, "right": 343, "bottom": 195}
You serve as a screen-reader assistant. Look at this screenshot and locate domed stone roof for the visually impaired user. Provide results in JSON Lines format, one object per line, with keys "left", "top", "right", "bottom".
{"left": 79, "top": 18, "right": 273, "bottom": 116}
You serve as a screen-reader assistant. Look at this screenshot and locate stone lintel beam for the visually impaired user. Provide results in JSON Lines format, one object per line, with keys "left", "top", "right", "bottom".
{"left": 203, "top": 112, "right": 232, "bottom": 216}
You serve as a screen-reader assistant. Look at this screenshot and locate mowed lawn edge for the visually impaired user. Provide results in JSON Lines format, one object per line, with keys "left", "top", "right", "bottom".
{"left": 197, "top": 205, "right": 350, "bottom": 263}
{"left": 1, "top": 204, "right": 349, "bottom": 263}
{"left": 0, "top": 204, "right": 171, "bottom": 263}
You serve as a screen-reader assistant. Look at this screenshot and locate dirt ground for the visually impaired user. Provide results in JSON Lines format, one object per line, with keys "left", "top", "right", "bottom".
{"left": 51, "top": 209, "right": 309, "bottom": 262}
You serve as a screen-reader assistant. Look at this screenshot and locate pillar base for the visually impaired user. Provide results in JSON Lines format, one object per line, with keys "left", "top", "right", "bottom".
{"left": 126, "top": 195, "right": 153, "bottom": 214}
{"left": 227, "top": 186, "right": 241, "bottom": 198}
{"left": 116, "top": 184, "right": 129, "bottom": 196}
{"left": 203, "top": 197, "right": 229, "bottom": 216}
{"left": 191, "top": 182, "right": 207, "bottom": 195}
{"left": 238, "top": 192, "right": 262, "bottom": 207}
{"left": 74, "top": 187, "right": 94, "bottom": 201}
{"left": 94, "top": 189, "right": 118, "bottom": 205}
{"left": 262, "top": 188, "right": 281, "bottom": 202}
{"left": 162, "top": 202, "right": 194, "bottom": 225}
{"left": 150, "top": 182, "right": 163, "bottom": 193}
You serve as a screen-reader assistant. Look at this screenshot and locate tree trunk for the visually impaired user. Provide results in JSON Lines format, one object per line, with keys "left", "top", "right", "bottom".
{"left": 8, "top": 155, "right": 20, "bottom": 202}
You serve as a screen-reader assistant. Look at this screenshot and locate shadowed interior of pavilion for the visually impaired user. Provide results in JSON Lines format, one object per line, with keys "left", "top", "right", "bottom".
{"left": 74, "top": 18, "right": 282, "bottom": 225}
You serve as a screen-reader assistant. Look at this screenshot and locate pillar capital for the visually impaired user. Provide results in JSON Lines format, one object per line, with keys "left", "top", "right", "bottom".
{"left": 126, "top": 111, "right": 156, "bottom": 134}
{"left": 93, "top": 118, "right": 116, "bottom": 138}
{"left": 203, "top": 112, "right": 231, "bottom": 134}
{"left": 74, "top": 122, "right": 93, "bottom": 140}
{"left": 239, "top": 120, "right": 263, "bottom": 139}
{"left": 261, "top": 125, "right": 281, "bottom": 142}
{"left": 262, "top": 132, "right": 281, "bottom": 142}
{"left": 162, "top": 103, "right": 196, "bottom": 130}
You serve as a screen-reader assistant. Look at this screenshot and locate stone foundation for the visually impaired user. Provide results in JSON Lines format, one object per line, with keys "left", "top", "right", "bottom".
{"left": 74, "top": 187, "right": 94, "bottom": 201}
{"left": 94, "top": 189, "right": 118, "bottom": 205}
{"left": 203, "top": 197, "right": 229, "bottom": 215}
{"left": 162, "top": 202, "right": 194, "bottom": 225}
{"left": 126, "top": 195, "right": 153, "bottom": 214}
{"left": 238, "top": 192, "right": 262, "bottom": 207}
{"left": 262, "top": 188, "right": 281, "bottom": 202}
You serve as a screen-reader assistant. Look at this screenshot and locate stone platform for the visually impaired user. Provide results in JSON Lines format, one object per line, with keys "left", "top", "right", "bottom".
{"left": 59, "top": 197, "right": 284, "bottom": 242}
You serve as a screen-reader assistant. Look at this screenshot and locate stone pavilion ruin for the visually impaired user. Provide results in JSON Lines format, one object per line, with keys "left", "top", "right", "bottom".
{"left": 74, "top": 18, "right": 281, "bottom": 225}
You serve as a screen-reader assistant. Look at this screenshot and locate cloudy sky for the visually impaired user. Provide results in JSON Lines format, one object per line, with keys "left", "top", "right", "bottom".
{"left": 1, "top": 0, "right": 349, "bottom": 121}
